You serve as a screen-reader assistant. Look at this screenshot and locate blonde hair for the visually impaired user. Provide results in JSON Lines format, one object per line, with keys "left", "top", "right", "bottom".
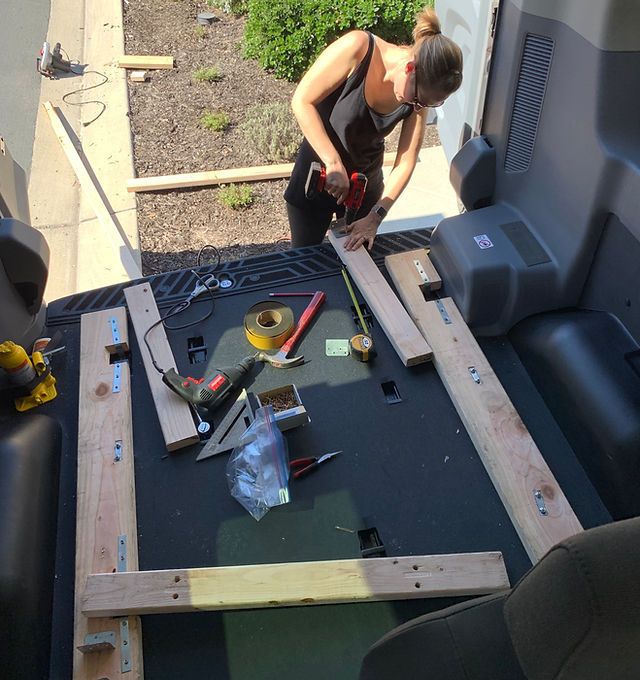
{"left": 413, "top": 7, "right": 463, "bottom": 97}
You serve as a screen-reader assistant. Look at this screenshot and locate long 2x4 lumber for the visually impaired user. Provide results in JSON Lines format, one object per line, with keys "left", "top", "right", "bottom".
{"left": 126, "top": 152, "right": 401, "bottom": 193}
{"left": 124, "top": 283, "right": 200, "bottom": 451}
{"left": 328, "top": 230, "right": 432, "bottom": 366}
{"left": 75, "top": 308, "right": 143, "bottom": 678}
{"left": 82, "top": 552, "right": 509, "bottom": 617}
{"left": 385, "top": 249, "right": 583, "bottom": 562}
{"left": 43, "top": 101, "right": 141, "bottom": 280}
{"left": 116, "top": 55, "right": 174, "bottom": 69}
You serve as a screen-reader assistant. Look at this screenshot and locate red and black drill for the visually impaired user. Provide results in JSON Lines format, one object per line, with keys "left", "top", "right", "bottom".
{"left": 162, "top": 355, "right": 256, "bottom": 411}
{"left": 305, "top": 161, "right": 367, "bottom": 225}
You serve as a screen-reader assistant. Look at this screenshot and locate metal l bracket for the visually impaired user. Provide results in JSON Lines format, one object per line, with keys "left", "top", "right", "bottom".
{"left": 413, "top": 259, "right": 431, "bottom": 288}
{"left": 533, "top": 489, "right": 548, "bottom": 516}
{"left": 109, "top": 316, "right": 121, "bottom": 345}
{"left": 435, "top": 299, "right": 451, "bottom": 324}
{"left": 469, "top": 367, "right": 482, "bottom": 384}
{"left": 119, "top": 618, "right": 132, "bottom": 673}
{"left": 114, "top": 440, "right": 123, "bottom": 462}
{"left": 117, "top": 534, "right": 127, "bottom": 572}
{"left": 77, "top": 631, "right": 116, "bottom": 654}
{"left": 112, "top": 362, "right": 122, "bottom": 393}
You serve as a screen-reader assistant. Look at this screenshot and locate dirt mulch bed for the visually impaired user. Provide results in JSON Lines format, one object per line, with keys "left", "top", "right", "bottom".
{"left": 124, "top": 2, "right": 440, "bottom": 274}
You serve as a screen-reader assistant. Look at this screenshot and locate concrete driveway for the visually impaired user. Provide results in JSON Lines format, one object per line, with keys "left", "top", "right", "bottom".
{"left": 0, "top": 0, "right": 51, "bottom": 175}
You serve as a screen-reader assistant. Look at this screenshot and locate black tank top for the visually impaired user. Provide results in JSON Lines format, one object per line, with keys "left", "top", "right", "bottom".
{"left": 284, "top": 32, "right": 413, "bottom": 211}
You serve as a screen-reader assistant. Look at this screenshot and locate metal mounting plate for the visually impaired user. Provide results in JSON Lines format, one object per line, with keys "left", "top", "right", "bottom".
{"left": 77, "top": 631, "right": 116, "bottom": 654}
{"left": 326, "top": 339, "right": 349, "bottom": 356}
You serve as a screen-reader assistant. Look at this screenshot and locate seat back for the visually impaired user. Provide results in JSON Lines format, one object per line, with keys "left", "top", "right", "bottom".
{"left": 505, "top": 518, "right": 640, "bottom": 679}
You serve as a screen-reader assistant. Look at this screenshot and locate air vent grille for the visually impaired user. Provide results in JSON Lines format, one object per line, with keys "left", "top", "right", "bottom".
{"left": 504, "top": 34, "right": 554, "bottom": 173}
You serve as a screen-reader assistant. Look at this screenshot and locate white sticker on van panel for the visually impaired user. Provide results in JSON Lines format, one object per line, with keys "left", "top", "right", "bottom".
{"left": 474, "top": 234, "right": 493, "bottom": 249}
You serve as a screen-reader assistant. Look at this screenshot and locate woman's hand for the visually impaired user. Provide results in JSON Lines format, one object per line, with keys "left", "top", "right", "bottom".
{"left": 343, "top": 213, "right": 381, "bottom": 251}
{"left": 324, "top": 160, "right": 350, "bottom": 204}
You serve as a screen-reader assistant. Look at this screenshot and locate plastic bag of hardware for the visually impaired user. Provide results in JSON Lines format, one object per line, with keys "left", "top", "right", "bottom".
{"left": 226, "top": 405, "right": 290, "bottom": 521}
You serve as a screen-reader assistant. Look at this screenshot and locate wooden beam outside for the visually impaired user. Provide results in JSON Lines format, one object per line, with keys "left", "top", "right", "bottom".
{"left": 116, "top": 55, "right": 174, "bottom": 69}
{"left": 328, "top": 230, "right": 432, "bottom": 366}
{"left": 82, "top": 552, "right": 509, "bottom": 617}
{"left": 126, "top": 152, "right": 401, "bottom": 193}
{"left": 75, "top": 308, "right": 143, "bottom": 678}
{"left": 124, "top": 283, "right": 200, "bottom": 452}
{"left": 43, "top": 102, "right": 141, "bottom": 280}
{"left": 385, "top": 249, "right": 583, "bottom": 562}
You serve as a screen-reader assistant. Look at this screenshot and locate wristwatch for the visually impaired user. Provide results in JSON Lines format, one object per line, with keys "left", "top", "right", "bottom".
{"left": 371, "top": 203, "right": 387, "bottom": 222}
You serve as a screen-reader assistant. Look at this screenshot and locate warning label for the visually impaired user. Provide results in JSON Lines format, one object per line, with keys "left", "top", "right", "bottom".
{"left": 474, "top": 234, "right": 494, "bottom": 249}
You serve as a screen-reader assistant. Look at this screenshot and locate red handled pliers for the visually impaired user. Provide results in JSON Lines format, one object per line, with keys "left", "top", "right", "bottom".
{"left": 289, "top": 450, "right": 342, "bottom": 479}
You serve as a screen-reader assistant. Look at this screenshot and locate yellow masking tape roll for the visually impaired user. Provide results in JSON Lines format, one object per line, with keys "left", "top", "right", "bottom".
{"left": 244, "top": 301, "right": 295, "bottom": 350}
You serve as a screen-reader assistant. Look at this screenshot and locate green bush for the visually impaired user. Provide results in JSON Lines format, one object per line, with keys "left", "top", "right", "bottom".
{"left": 218, "top": 184, "right": 254, "bottom": 209}
{"left": 244, "top": 0, "right": 429, "bottom": 82}
{"left": 239, "top": 103, "right": 301, "bottom": 162}
{"left": 199, "top": 111, "right": 230, "bottom": 131}
{"left": 193, "top": 66, "right": 223, "bottom": 83}
{"left": 194, "top": 25, "right": 207, "bottom": 39}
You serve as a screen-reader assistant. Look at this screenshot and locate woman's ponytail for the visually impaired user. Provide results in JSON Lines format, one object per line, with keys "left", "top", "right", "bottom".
{"left": 412, "top": 6, "right": 463, "bottom": 99}
{"left": 413, "top": 7, "right": 442, "bottom": 42}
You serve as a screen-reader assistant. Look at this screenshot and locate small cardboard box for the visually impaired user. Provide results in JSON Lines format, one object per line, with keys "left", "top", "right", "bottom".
{"left": 256, "top": 384, "right": 310, "bottom": 432}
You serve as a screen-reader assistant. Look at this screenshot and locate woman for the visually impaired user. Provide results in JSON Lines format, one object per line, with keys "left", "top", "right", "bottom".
{"left": 285, "top": 7, "right": 463, "bottom": 251}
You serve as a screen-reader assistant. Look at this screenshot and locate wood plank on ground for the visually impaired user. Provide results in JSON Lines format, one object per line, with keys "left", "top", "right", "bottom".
{"left": 82, "top": 552, "right": 509, "bottom": 617}
{"left": 126, "top": 151, "right": 402, "bottom": 193}
{"left": 124, "top": 283, "right": 200, "bottom": 452}
{"left": 75, "top": 307, "right": 142, "bottom": 679}
{"left": 43, "top": 101, "right": 141, "bottom": 280}
{"left": 328, "top": 230, "right": 432, "bottom": 366}
{"left": 116, "top": 55, "right": 174, "bottom": 69}
{"left": 385, "top": 249, "right": 583, "bottom": 562}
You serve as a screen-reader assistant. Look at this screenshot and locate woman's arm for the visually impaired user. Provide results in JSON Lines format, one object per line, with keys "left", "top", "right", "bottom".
{"left": 343, "top": 109, "right": 426, "bottom": 251}
{"left": 291, "top": 31, "right": 369, "bottom": 203}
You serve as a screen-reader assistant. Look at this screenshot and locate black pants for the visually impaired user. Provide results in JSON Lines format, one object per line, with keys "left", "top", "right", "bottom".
{"left": 286, "top": 200, "right": 376, "bottom": 248}
{"left": 287, "top": 202, "right": 336, "bottom": 248}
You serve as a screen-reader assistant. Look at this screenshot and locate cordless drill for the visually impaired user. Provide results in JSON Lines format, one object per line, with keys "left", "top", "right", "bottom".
{"left": 305, "top": 161, "right": 368, "bottom": 225}
{"left": 162, "top": 354, "right": 255, "bottom": 412}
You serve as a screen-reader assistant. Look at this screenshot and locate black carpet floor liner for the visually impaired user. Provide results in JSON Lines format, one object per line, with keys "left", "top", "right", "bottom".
{"left": 45, "top": 261, "right": 610, "bottom": 680}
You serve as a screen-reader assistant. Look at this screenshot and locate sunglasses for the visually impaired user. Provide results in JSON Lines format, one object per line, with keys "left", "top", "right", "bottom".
{"left": 412, "top": 68, "right": 446, "bottom": 111}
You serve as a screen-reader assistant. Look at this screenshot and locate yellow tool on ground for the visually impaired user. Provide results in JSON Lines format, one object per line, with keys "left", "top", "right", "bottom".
{"left": 340, "top": 268, "right": 376, "bottom": 362}
{"left": 0, "top": 340, "right": 58, "bottom": 411}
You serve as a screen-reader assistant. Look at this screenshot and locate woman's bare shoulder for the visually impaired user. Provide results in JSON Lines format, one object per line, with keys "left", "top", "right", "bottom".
{"left": 332, "top": 30, "right": 371, "bottom": 60}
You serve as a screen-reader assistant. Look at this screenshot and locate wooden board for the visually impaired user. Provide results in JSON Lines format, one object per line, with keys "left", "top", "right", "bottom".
{"left": 75, "top": 308, "right": 142, "bottom": 678}
{"left": 328, "top": 230, "right": 432, "bottom": 366}
{"left": 385, "top": 250, "right": 583, "bottom": 562}
{"left": 130, "top": 70, "right": 148, "bottom": 82}
{"left": 43, "top": 102, "right": 141, "bottom": 280}
{"left": 383, "top": 248, "right": 441, "bottom": 291}
{"left": 82, "top": 552, "right": 509, "bottom": 617}
{"left": 126, "top": 151, "right": 401, "bottom": 193}
{"left": 116, "top": 55, "right": 174, "bottom": 69}
{"left": 123, "top": 283, "right": 200, "bottom": 451}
